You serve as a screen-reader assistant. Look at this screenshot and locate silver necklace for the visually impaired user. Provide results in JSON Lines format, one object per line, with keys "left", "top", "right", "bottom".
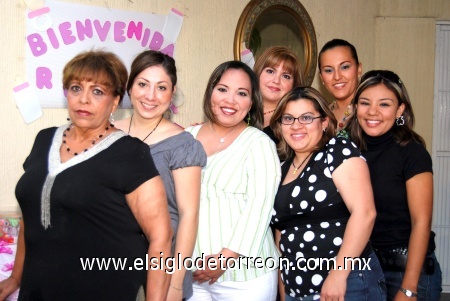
{"left": 208, "top": 122, "right": 239, "bottom": 155}
{"left": 208, "top": 122, "right": 238, "bottom": 144}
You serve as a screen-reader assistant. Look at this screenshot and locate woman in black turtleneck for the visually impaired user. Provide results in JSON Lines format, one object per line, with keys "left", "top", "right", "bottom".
{"left": 347, "top": 70, "right": 442, "bottom": 301}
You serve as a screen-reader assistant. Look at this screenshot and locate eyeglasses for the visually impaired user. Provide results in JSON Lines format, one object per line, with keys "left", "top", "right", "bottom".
{"left": 279, "top": 115, "right": 322, "bottom": 125}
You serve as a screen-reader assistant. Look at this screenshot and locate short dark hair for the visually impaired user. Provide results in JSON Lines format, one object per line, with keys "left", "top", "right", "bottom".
{"left": 318, "top": 39, "right": 359, "bottom": 71}
{"left": 203, "top": 61, "right": 263, "bottom": 130}
{"left": 63, "top": 50, "right": 128, "bottom": 104}
{"left": 127, "top": 50, "right": 177, "bottom": 95}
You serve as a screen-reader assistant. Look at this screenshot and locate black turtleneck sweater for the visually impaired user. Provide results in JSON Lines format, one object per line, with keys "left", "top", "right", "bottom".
{"left": 362, "top": 129, "right": 433, "bottom": 250}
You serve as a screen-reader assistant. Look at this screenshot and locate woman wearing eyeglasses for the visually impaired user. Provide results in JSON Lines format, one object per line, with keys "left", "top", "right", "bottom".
{"left": 347, "top": 70, "right": 442, "bottom": 300}
{"left": 270, "top": 87, "right": 385, "bottom": 301}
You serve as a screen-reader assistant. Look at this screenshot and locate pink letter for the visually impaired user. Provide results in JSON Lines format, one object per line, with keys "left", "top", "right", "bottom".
{"left": 127, "top": 21, "right": 143, "bottom": 41}
{"left": 114, "top": 21, "right": 126, "bottom": 42}
{"left": 160, "top": 44, "right": 174, "bottom": 57}
{"left": 141, "top": 28, "right": 151, "bottom": 47}
{"left": 59, "top": 22, "right": 76, "bottom": 45}
{"left": 46, "top": 28, "right": 60, "bottom": 49}
{"left": 76, "top": 19, "right": 93, "bottom": 41}
{"left": 94, "top": 20, "right": 111, "bottom": 42}
{"left": 36, "top": 67, "right": 53, "bottom": 89}
{"left": 149, "top": 31, "right": 164, "bottom": 51}
{"left": 26, "top": 33, "right": 47, "bottom": 57}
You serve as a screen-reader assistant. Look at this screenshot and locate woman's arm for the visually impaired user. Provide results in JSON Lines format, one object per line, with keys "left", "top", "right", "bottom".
{"left": 126, "top": 176, "right": 173, "bottom": 301}
{"left": 393, "top": 172, "right": 433, "bottom": 301}
{"left": 0, "top": 220, "right": 24, "bottom": 300}
{"left": 166, "top": 166, "right": 201, "bottom": 301}
{"left": 321, "top": 157, "right": 376, "bottom": 299}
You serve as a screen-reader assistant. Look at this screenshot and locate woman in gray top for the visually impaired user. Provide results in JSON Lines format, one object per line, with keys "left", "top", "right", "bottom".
{"left": 116, "top": 50, "right": 206, "bottom": 301}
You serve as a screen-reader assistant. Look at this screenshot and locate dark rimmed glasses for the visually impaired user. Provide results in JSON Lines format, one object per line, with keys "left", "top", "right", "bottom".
{"left": 279, "top": 115, "right": 322, "bottom": 125}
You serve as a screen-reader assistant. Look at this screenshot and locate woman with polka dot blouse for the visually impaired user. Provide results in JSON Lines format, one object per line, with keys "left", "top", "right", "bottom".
{"left": 270, "top": 87, "right": 386, "bottom": 301}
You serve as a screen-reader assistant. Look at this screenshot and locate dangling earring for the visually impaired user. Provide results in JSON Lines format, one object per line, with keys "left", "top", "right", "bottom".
{"left": 323, "top": 128, "right": 326, "bottom": 132}
{"left": 109, "top": 112, "right": 115, "bottom": 125}
{"left": 246, "top": 113, "right": 251, "bottom": 126}
{"left": 396, "top": 115, "right": 405, "bottom": 126}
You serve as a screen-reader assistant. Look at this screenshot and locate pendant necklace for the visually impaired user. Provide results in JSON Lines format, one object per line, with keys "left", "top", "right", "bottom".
{"left": 292, "top": 152, "right": 313, "bottom": 175}
{"left": 128, "top": 114, "right": 164, "bottom": 142}
{"left": 208, "top": 122, "right": 238, "bottom": 152}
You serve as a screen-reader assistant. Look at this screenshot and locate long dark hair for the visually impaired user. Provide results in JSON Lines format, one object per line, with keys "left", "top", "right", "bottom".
{"left": 203, "top": 61, "right": 263, "bottom": 130}
{"left": 127, "top": 50, "right": 177, "bottom": 94}
{"left": 347, "top": 70, "right": 425, "bottom": 150}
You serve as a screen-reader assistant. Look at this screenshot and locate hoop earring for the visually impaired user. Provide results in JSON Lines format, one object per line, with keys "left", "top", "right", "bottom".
{"left": 246, "top": 113, "right": 251, "bottom": 126}
{"left": 396, "top": 115, "right": 405, "bottom": 126}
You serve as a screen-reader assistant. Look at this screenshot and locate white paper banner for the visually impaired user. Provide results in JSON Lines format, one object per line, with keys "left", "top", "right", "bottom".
{"left": 24, "top": 0, "right": 183, "bottom": 109}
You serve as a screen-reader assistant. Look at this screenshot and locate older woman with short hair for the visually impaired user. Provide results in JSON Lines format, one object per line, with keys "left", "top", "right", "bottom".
{"left": 0, "top": 50, "right": 172, "bottom": 301}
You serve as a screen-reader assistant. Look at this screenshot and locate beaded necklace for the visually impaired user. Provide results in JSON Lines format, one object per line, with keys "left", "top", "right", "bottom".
{"left": 331, "top": 100, "right": 352, "bottom": 131}
{"left": 62, "top": 123, "right": 112, "bottom": 156}
{"left": 263, "top": 109, "right": 276, "bottom": 115}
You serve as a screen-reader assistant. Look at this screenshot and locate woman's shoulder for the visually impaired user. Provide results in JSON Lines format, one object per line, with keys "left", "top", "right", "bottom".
{"left": 399, "top": 139, "right": 432, "bottom": 165}
{"left": 36, "top": 126, "right": 59, "bottom": 139}
{"left": 326, "top": 136, "right": 360, "bottom": 153}
{"left": 154, "top": 131, "right": 203, "bottom": 151}
{"left": 400, "top": 138, "right": 428, "bottom": 152}
{"left": 113, "top": 118, "right": 131, "bottom": 133}
{"left": 152, "top": 131, "right": 206, "bottom": 166}
{"left": 28, "top": 127, "right": 59, "bottom": 153}
{"left": 243, "top": 126, "right": 274, "bottom": 141}
{"left": 318, "top": 136, "right": 363, "bottom": 168}
{"left": 113, "top": 133, "right": 148, "bottom": 152}
{"left": 184, "top": 124, "right": 203, "bottom": 137}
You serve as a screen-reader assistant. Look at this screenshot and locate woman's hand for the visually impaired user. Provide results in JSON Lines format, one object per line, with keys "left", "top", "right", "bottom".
{"left": 0, "top": 221, "right": 25, "bottom": 301}
{"left": 0, "top": 276, "right": 20, "bottom": 301}
{"left": 320, "top": 270, "right": 347, "bottom": 301}
{"left": 192, "top": 253, "right": 226, "bottom": 285}
{"left": 192, "top": 248, "right": 239, "bottom": 285}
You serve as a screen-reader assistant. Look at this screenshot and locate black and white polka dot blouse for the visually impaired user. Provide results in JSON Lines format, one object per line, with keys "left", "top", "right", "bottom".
{"left": 271, "top": 137, "right": 363, "bottom": 299}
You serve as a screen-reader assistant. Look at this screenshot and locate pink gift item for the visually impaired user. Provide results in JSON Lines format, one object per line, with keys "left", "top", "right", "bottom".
{"left": 0, "top": 241, "right": 13, "bottom": 254}
{"left": 1, "top": 261, "right": 14, "bottom": 272}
